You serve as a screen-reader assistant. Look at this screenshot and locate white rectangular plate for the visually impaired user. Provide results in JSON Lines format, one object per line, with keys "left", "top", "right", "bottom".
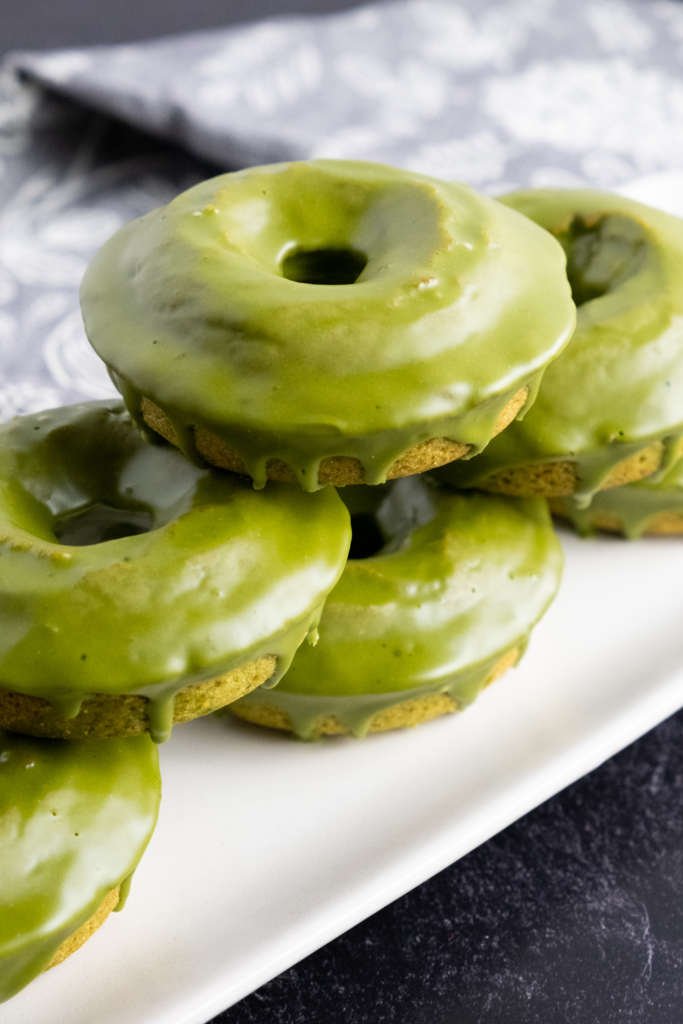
{"left": 5, "top": 174, "right": 683, "bottom": 1024}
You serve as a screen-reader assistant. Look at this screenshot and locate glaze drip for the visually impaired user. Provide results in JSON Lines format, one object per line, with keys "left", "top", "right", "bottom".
{"left": 554, "top": 443, "right": 683, "bottom": 538}
{"left": 235, "top": 651, "right": 516, "bottom": 739}
{"left": 121, "top": 374, "right": 544, "bottom": 491}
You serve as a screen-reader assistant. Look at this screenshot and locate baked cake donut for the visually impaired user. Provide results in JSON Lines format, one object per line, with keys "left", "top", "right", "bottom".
{"left": 0, "top": 402, "right": 350, "bottom": 741}
{"left": 552, "top": 439, "right": 683, "bottom": 538}
{"left": 439, "top": 189, "right": 683, "bottom": 503}
{"left": 231, "top": 478, "right": 562, "bottom": 738}
{"left": 0, "top": 730, "right": 159, "bottom": 1003}
{"left": 80, "top": 160, "right": 575, "bottom": 490}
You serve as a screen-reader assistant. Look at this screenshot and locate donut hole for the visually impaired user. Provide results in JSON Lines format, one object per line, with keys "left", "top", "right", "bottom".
{"left": 559, "top": 214, "right": 648, "bottom": 306}
{"left": 53, "top": 502, "right": 155, "bottom": 545}
{"left": 280, "top": 246, "right": 367, "bottom": 285}
{"left": 344, "top": 478, "right": 438, "bottom": 560}
{"left": 348, "top": 513, "right": 386, "bottom": 560}
{"left": 8, "top": 405, "right": 208, "bottom": 547}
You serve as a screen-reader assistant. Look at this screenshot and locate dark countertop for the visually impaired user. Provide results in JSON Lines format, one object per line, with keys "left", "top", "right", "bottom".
{"left": 218, "top": 711, "right": 683, "bottom": 1024}
{"left": 2, "top": 0, "right": 367, "bottom": 51}
{"left": 4, "top": 3, "right": 683, "bottom": 1022}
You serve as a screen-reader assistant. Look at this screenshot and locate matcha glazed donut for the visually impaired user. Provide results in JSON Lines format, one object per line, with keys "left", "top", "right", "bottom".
{"left": 440, "top": 189, "right": 683, "bottom": 502}
{"left": 231, "top": 478, "right": 563, "bottom": 739}
{"left": 0, "top": 402, "right": 350, "bottom": 741}
{"left": 551, "top": 440, "right": 683, "bottom": 539}
{"left": 0, "top": 730, "right": 160, "bottom": 1003}
{"left": 80, "top": 160, "right": 575, "bottom": 491}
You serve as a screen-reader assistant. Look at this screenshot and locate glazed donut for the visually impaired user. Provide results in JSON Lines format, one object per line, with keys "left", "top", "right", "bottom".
{"left": 439, "top": 190, "right": 683, "bottom": 502}
{"left": 0, "top": 402, "right": 350, "bottom": 741}
{"left": 552, "top": 439, "right": 683, "bottom": 538}
{"left": 231, "top": 478, "right": 562, "bottom": 739}
{"left": 0, "top": 730, "right": 159, "bottom": 1003}
{"left": 80, "top": 160, "right": 575, "bottom": 491}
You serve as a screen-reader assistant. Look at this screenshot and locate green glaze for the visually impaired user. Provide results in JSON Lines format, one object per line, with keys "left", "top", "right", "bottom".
{"left": 557, "top": 447, "right": 683, "bottom": 538}
{"left": 439, "top": 190, "right": 683, "bottom": 502}
{"left": 233, "top": 479, "right": 563, "bottom": 738}
{"left": 0, "top": 730, "right": 160, "bottom": 1003}
{"left": 0, "top": 402, "right": 350, "bottom": 739}
{"left": 80, "top": 160, "right": 575, "bottom": 491}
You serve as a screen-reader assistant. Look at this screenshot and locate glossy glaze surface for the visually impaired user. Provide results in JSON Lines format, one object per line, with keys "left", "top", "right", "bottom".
{"left": 233, "top": 479, "right": 563, "bottom": 737}
{"left": 0, "top": 730, "right": 159, "bottom": 1003}
{"left": 440, "top": 189, "right": 683, "bottom": 501}
{"left": 81, "top": 160, "right": 575, "bottom": 489}
{"left": 0, "top": 403, "right": 350, "bottom": 726}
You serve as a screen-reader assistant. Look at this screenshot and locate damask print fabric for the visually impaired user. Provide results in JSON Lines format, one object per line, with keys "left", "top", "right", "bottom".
{"left": 1, "top": 0, "right": 682, "bottom": 415}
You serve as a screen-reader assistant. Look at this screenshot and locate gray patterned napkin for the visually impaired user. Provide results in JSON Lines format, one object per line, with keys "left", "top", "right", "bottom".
{"left": 2, "top": 0, "right": 683, "bottom": 415}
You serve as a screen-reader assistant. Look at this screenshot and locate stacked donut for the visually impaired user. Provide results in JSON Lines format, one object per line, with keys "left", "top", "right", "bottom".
{"left": 438, "top": 189, "right": 683, "bottom": 528}
{"left": 1, "top": 161, "right": 681, "bottom": 1004}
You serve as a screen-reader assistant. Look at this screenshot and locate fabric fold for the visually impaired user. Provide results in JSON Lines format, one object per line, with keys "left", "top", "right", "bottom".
{"left": 10, "top": 0, "right": 683, "bottom": 180}
{"left": 0, "top": 0, "right": 682, "bottom": 419}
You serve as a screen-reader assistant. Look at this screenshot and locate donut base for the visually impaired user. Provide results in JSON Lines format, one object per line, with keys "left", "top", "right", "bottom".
{"left": 231, "top": 648, "right": 518, "bottom": 738}
{"left": 140, "top": 388, "right": 528, "bottom": 487}
{"left": 551, "top": 504, "right": 683, "bottom": 538}
{"left": 46, "top": 886, "right": 121, "bottom": 972}
{"left": 478, "top": 441, "right": 663, "bottom": 498}
{"left": 0, "top": 655, "right": 275, "bottom": 739}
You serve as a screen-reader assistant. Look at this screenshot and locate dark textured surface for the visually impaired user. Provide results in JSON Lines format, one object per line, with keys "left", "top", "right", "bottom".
{"left": 4, "top": 2, "right": 683, "bottom": 1022}
{"left": 219, "top": 711, "right": 683, "bottom": 1024}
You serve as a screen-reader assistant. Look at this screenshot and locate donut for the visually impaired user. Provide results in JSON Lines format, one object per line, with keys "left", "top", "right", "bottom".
{"left": 0, "top": 729, "right": 159, "bottom": 1003}
{"left": 230, "top": 478, "right": 562, "bottom": 738}
{"left": 0, "top": 402, "right": 350, "bottom": 741}
{"left": 80, "top": 160, "right": 575, "bottom": 491}
{"left": 438, "top": 189, "right": 683, "bottom": 503}
{"left": 552, "top": 439, "right": 683, "bottom": 538}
